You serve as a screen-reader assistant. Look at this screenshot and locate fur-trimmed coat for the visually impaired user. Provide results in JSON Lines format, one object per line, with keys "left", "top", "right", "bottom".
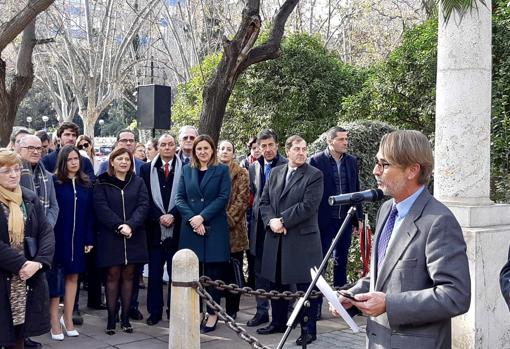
{"left": 226, "top": 162, "right": 249, "bottom": 253}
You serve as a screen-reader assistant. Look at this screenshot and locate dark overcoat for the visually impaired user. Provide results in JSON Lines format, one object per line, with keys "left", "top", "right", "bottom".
{"left": 53, "top": 177, "right": 94, "bottom": 274}
{"left": 93, "top": 173, "right": 149, "bottom": 267}
{"left": 259, "top": 163, "right": 323, "bottom": 284}
{"left": 175, "top": 164, "right": 231, "bottom": 262}
{"left": 0, "top": 188, "right": 54, "bottom": 346}
{"left": 500, "top": 246, "right": 510, "bottom": 310}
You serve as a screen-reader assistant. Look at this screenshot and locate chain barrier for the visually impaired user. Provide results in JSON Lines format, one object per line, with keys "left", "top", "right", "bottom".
{"left": 199, "top": 276, "right": 351, "bottom": 300}
{"left": 192, "top": 277, "right": 353, "bottom": 348}
{"left": 195, "top": 282, "right": 272, "bottom": 349}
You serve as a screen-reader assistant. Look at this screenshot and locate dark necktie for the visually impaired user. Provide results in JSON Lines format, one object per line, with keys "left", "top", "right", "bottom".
{"left": 183, "top": 156, "right": 190, "bottom": 165}
{"left": 285, "top": 168, "right": 295, "bottom": 188}
{"left": 164, "top": 162, "right": 169, "bottom": 178}
{"left": 377, "top": 205, "right": 398, "bottom": 270}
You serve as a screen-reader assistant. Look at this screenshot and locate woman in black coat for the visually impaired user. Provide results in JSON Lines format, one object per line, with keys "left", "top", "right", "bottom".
{"left": 93, "top": 148, "right": 149, "bottom": 335}
{"left": 0, "top": 150, "right": 54, "bottom": 349}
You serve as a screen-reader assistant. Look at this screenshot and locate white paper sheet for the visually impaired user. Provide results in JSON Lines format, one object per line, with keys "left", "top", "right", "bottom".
{"left": 311, "top": 267, "right": 360, "bottom": 333}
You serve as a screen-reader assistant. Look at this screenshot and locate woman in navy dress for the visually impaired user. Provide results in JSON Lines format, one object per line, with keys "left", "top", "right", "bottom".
{"left": 175, "top": 134, "right": 231, "bottom": 333}
{"left": 49, "top": 145, "right": 94, "bottom": 340}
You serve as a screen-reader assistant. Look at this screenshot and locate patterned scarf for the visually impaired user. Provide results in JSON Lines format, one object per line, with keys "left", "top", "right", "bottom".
{"left": 20, "top": 160, "right": 49, "bottom": 214}
{"left": 0, "top": 185, "right": 24, "bottom": 245}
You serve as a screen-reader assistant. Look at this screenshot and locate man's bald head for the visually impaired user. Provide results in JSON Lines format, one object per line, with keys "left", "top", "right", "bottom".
{"left": 158, "top": 133, "right": 177, "bottom": 162}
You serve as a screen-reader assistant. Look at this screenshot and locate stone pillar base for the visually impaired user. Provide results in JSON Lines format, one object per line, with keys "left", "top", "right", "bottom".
{"left": 447, "top": 204, "right": 510, "bottom": 349}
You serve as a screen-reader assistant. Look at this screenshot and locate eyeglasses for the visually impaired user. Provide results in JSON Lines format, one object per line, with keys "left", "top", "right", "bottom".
{"left": 182, "top": 136, "right": 195, "bottom": 141}
{"left": 78, "top": 143, "right": 90, "bottom": 149}
{"left": 118, "top": 138, "right": 135, "bottom": 144}
{"left": 0, "top": 167, "right": 22, "bottom": 175}
{"left": 374, "top": 159, "right": 392, "bottom": 171}
{"left": 21, "top": 146, "right": 42, "bottom": 153}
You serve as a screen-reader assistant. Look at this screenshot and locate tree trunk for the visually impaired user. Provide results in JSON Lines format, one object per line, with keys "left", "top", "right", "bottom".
{"left": 0, "top": 20, "right": 36, "bottom": 146}
{"left": 199, "top": 79, "right": 233, "bottom": 143}
{"left": 81, "top": 109, "right": 100, "bottom": 138}
{"left": 198, "top": 0, "right": 299, "bottom": 143}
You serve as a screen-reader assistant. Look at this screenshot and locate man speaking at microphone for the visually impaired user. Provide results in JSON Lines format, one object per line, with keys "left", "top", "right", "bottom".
{"left": 332, "top": 130, "right": 470, "bottom": 348}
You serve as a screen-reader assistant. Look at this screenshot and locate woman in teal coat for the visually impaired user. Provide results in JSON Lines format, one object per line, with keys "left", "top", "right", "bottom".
{"left": 175, "top": 134, "right": 231, "bottom": 333}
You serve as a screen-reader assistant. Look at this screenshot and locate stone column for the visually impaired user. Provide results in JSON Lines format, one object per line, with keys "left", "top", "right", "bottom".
{"left": 435, "top": 3, "right": 510, "bottom": 348}
{"left": 169, "top": 249, "right": 200, "bottom": 349}
{"left": 435, "top": 3, "right": 492, "bottom": 206}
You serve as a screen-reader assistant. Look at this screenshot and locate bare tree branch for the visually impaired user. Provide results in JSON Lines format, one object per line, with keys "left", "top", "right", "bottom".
{"left": 0, "top": 0, "right": 54, "bottom": 51}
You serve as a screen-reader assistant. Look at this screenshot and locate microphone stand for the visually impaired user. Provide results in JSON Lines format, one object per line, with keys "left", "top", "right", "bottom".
{"left": 276, "top": 206, "right": 358, "bottom": 349}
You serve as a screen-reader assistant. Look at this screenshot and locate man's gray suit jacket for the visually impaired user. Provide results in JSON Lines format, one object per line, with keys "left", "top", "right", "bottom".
{"left": 349, "top": 189, "right": 471, "bottom": 349}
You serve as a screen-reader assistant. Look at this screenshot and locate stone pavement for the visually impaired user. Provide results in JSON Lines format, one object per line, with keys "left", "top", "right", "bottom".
{"left": 33, "top": 284, "right": 366, "bottom": 348}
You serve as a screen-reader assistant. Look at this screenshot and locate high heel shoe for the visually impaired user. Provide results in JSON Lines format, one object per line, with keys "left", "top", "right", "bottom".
{"left": 121, "top": 319, "right": 133, "bottom": 333}
{"left": 106, "top": 316, "right": 116, "bottom": 335}
{"left": 60, "top": 316, "right": 79, "bottom": 337}
{"left": 50, "top": 329, "right": 64, "bottom": 341}
{"left": 200, "top": 316, "right": 218, "bottom": 334}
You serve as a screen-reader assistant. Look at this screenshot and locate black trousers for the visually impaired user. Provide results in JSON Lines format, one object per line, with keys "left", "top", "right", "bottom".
{"left": 200, "top": 261, "right": 228, "bottom": 315}
{"left": 269, "top": 240, "right": 318, "bottom": 335}
{"left": 146, "top": 238, "right": 179, "bottom": 318}
{"left": 225, "top": 251, "right": 244, "bottom": 315}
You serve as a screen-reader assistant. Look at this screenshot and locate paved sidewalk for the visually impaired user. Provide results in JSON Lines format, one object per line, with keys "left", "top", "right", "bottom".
{"left": 33, "top": 285, "right": 366, "bottom": 348}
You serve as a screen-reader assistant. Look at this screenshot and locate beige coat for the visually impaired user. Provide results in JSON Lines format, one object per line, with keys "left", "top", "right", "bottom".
{"left": 226, "top": 162, "right": 249, "bottom": 253}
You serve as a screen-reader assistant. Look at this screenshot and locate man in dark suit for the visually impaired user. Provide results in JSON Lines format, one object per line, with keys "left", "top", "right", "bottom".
{"left": 256, "top": 135, "right": 324, "bottom": 346}
{"left": 97, "top": 129, "right": 145, "bottom": 175}
{"left": 309, "top": 126, "right": 363, "bottom": 288}
{"left": 247, "top": 129, "right": 287, "bottom": 327}
{"left": 140, "top": 134, "right": 182, "bottom": 326}
{"left": 41, "top": 122, "right": 96, "bottom": 181}
{"left": 334, "top": 130, "right": 471, "bottom": 348}
{"left": 500, "top": 247, "right": 510, "bottom": 310}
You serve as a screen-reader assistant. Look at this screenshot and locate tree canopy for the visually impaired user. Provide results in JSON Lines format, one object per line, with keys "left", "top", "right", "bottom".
{"left": 173, "top": 32, "right": 365, "bottom": 150}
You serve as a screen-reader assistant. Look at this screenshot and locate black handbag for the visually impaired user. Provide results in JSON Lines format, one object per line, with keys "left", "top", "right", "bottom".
{"left": 230, "top": 257, "right": 245, "bottom": 287}
{"left": 24, "top": 236, "right": 38, "bottom": 259}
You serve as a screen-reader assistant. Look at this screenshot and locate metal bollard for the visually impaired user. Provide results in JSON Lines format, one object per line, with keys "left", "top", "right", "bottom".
{"left": 169, "top": 249, "right": 200, "bottom": 349}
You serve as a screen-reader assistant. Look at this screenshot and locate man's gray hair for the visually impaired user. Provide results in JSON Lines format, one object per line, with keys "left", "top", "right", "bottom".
{"left": 178, "top": 125, "right": 198, "bottom": 139}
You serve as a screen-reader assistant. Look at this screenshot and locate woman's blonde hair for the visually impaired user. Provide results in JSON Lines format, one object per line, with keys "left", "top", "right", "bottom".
{"left": 0, "top": 150, "right": 22, "bottom": 168}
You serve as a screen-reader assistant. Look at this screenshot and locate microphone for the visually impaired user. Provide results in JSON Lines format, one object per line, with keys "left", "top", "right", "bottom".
{"left": 328, "top": 189, "right": 384, "bottom": 206}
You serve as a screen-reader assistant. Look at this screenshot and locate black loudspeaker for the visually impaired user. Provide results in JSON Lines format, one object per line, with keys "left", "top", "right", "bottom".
{"left": 136, "top": 84, "right": 171, "bottom": 130}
